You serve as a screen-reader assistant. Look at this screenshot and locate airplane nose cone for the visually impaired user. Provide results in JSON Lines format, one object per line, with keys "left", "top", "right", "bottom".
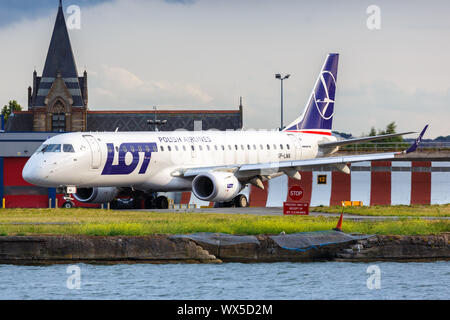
{"left": 22, "top": 159, "right": 44, "bottom": 186}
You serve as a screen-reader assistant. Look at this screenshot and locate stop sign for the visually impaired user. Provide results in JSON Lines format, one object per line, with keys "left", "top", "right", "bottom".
{"left": 288, "top": 186, "right": 304, "bottom": 201}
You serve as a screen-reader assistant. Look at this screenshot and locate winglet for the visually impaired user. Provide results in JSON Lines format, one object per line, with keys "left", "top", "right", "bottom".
{"left": 405, "top": 125, "right": 429, "bottom": 154}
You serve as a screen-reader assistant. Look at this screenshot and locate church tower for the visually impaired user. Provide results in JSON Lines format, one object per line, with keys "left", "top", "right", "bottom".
{"left": 28, "top": 0, "right": 88, "bottom": 132}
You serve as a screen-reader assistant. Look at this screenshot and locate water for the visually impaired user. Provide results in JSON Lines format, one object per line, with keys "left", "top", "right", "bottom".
{"left": 0, "top": 262, "right": 448, "bottom": 300}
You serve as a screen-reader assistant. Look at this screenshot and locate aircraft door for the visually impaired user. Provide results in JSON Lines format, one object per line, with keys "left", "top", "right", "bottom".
{"left": 83, "top": 135, "right": 102, "bottom": 169}
{"left": 288, "top": 134, "right": 302, "bottom": 160}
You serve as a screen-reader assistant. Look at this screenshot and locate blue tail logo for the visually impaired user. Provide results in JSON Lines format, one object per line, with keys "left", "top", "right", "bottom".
{"left": 285, "top": 53, "right": 339, "bottom": 134}
{"left": 314, "top": 70, "right": 336, "bottom": 120}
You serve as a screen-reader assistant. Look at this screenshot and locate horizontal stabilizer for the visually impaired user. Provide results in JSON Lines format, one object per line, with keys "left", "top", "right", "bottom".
{"left": 319, "top": 132, "right": 415, "bottom": 149}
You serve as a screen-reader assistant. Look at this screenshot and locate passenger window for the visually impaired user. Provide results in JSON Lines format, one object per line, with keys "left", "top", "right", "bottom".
{"left": 280, "top": 144, "right": 284, "bottom": 150}
{"left": 228, "top": 145, "right": 232, "bottom": 150}
{"left": 130, "top": 146, "right": 135, "bottom": 152}
{"left": 221, "top": 145, "right": 225, "bottom": 151}
{"left": 273, "top": 144, "right": 277, "bottom": 150}
{"left": 183, "top": 146, "right": 186, "bottom": 151}
{"left": 241, "top": 145, "right": 244, "bottom": 150}
{"left": 260, "top": 145, "right": 263, "bottom": 150}
{"left": 199, "top": 146, "right": 203, "bottom": 151}
{"left": 175, "top": 146, "right": 179, "bottom": 151}
{"left": 168, "top": 146, "right": 172, "bottom": 152}
{"left": 160, "top": 146, "right": 164, "bottom": 152}
{"left": 138, "top": 146, "right": 143, "bottom": 152}
{"left": 191, "top": 145, "right": 195, "bottom": 151}
{"left": 287, "top": 144, "right": 290, "bottom": 150}
{"left": 115, "top": 146, "right": 119, "bottom": 152}
{"left": 207, "top": 145, "right": 210, "bottom": 151}
{"left": 122, "top": 146, "right": 127, "bottom": 152}
{"left": 267, "top": 144, "right": 270, "bottom": 150}
{"left": 235, "top": 145, "right": 238, "bottom": 150}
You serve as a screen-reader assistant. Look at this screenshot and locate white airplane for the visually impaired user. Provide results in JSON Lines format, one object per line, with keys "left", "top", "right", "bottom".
{"left": 23, "top": 53, "right": 428, "bottom": 209}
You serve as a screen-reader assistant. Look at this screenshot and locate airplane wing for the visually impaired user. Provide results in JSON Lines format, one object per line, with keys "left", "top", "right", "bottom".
{"left": 179, "top": 125, "right": 428, "bottom": 179}
{"left": 319, "top": 131, "right": 415, "bottom": 149}
{"left": 181, "top": 152, "right": 395, "bottom": 178}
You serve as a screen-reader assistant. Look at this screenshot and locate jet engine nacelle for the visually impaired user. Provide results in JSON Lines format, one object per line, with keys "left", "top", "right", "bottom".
{"left": 192, "top": 172, "right": 241, "bottom": 202}
{"left": 74, "top": 187, "right": 119, "bottom": 203}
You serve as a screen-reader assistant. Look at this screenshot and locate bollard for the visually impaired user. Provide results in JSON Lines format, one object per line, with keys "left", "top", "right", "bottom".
{"left": 2, "top": 198, "right": 5, "bottom": 209}
{"left": 49, "top": 198, "right": 52, "bottom": 209}
{"left": 107, "top": 202, "right": 111, "bottom": 210}
{"left": 55, "top": 198, "right": 59, "bottom": 208}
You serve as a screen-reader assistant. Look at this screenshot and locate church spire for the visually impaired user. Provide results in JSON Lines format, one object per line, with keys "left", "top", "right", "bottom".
{"left": 42, "top": 0, "right": 79, "bottom": 78}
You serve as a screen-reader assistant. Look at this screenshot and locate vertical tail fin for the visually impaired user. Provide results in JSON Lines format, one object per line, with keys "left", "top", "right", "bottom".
{"left": 284, "top": 53, "right": 339, "bottom": 135}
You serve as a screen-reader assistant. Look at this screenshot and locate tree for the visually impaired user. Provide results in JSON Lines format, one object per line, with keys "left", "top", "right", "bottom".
{"left": 1, "top": 100, "right": 22, "bottom": 122}
{"left": 381, "top": 122, "right": 403, "bottom": 142}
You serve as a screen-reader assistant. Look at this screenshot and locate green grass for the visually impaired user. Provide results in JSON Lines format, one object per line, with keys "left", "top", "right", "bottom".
{"left": 0, "top": 208, "right": 448, "bottom": 236}
{"left": 310, "top": 204, "right": 450, "bottom": 217}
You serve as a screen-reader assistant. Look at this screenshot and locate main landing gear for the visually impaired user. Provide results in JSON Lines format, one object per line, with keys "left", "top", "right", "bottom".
{"left": 143, "top": 193, "right": 169, "bottom": 209}
{"left": 155, "top": 195, "right": 169, "bottom": 209}
{"left": 214, "top": 194, "right": 249, "bottom": 208}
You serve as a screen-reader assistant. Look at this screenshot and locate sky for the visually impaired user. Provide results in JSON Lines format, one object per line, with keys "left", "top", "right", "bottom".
{"left": 0, "top": 0, "right": 449, "bottom": 138}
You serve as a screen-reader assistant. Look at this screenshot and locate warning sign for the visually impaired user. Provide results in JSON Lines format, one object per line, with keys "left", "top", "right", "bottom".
{"left": 288, "top": 186, "right": 304, "bottom": 202}
{"left": 283, "top": 202, "right": 309, "bottom": 215}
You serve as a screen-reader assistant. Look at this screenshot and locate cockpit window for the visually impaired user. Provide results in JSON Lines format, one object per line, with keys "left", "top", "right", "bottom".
{"left": 45, "top": 144, "right": 61, "bottom": 152}
{"left": 63, "top": 144, "right": 75, "bottom": 153}
{"left": 38, "top": 144, "right": 61, "bottom": 153}
{"left": 36, "top": 144, "right": 48, "bottom": 154}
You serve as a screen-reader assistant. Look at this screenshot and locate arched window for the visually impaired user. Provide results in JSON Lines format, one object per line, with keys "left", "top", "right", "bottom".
{"left": 51, "top": 100, "right": 66, "bottom": 132}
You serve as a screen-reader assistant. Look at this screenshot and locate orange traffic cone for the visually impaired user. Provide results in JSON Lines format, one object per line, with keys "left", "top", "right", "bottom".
{"left": 333, "top": 212, "right": 344, "bottom": 232}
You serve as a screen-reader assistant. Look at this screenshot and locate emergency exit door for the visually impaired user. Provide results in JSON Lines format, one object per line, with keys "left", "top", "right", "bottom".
{"left": 288, "top": 134, "right": 302, "bottom": 160}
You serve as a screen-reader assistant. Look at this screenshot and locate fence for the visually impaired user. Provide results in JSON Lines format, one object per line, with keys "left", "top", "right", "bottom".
{"left": 340, "top": 142, "right": 450, "bottom": 152}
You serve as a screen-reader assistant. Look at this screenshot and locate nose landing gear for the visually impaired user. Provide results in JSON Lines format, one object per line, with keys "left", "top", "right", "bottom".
{"left": 61, "top": 186, "right": 76, "bottom": 209}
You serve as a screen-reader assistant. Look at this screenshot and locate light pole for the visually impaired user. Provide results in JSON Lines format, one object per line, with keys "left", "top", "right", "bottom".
{"left": 147, "top": 106, "right": 167, "bottom": 131}
{"left": 275, "top": 73, "right": 290, "bottom": 131}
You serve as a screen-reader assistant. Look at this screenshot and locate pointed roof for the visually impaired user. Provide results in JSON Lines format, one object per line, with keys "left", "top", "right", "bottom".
{"left": 42, "top": 1, "right": 79, "bottom": 78}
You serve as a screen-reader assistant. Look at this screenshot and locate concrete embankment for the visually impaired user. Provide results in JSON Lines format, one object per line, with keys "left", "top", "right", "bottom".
{"left": 0, "top": 232, "right": 448, "bottom": 264}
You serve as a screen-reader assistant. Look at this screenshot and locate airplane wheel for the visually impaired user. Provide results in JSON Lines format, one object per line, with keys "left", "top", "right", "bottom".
{"left": 214, "top": 202, "right": 224, "bottom": 208}
{"left": 144, "top": 197, "right": 156, "bottom": 209}
{"left": 156, "top": 196, "right": 169, "bottom": 209}
{"left": 62, "top": 201, "right": 74, "bottom": 209}
{"left": 234, "top": 194, "right": 248, "bottom": 208}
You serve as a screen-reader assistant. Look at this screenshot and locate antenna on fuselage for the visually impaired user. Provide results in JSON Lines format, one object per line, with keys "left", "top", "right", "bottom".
{"left": 115, "top": 127, "right": 119, "bottom": 132}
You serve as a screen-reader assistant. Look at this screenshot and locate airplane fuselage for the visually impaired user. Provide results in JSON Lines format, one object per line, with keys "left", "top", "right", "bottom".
{"left": 23, "top": 130, "right": 336, "bottom": 191}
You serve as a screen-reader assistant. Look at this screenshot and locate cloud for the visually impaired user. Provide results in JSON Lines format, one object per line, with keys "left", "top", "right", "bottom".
{"left": 0, "top": 0, "right": 114, "bottom": 28}
{"left": 164, "top": 0, "right": 196, "bottom": 4}
{"left": 334, "top": 80, "right": 450, "bottom": 138}
{"left": 90, "top": 65, "right": 213, "bottom": 108}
